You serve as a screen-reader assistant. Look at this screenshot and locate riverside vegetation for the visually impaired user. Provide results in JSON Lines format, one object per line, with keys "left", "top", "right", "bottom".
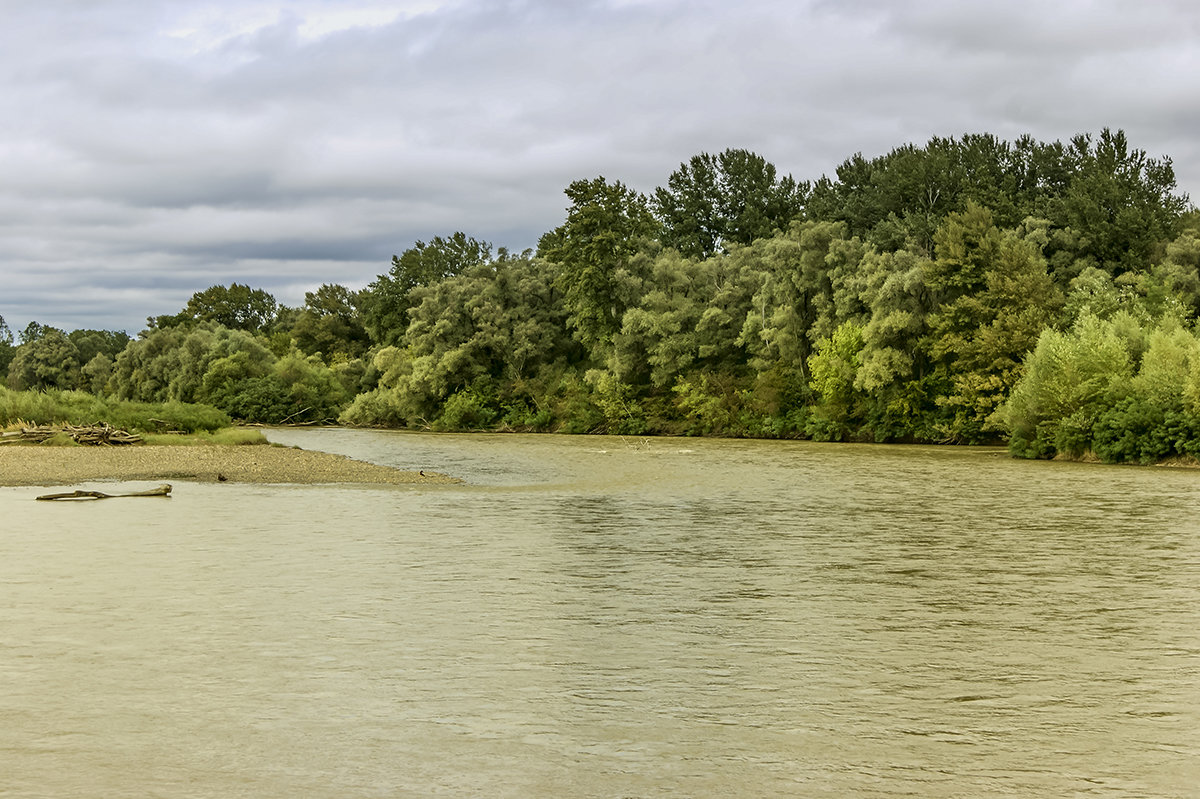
{"left": 3, "top": 129, "right": 1200, "bottom": 465}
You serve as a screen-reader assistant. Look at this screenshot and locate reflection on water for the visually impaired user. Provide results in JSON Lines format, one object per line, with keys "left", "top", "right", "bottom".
{"left": 2, "top": 430, "right": 1198, "bottom": 797}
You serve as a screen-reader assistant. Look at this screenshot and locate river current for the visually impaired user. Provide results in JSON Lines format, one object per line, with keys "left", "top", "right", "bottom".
{"left": 2, "top": 429, "right": 1198, "bottom": 797}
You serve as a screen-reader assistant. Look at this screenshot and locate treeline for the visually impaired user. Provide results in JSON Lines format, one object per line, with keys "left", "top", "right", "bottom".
{"left": 3, "top": 128, "right": 1199, "bottom": 464}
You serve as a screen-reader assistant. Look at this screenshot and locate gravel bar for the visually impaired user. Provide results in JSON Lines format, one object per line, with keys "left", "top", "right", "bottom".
{"left": 0, "top": 444, "right": 459, "bottom": 487}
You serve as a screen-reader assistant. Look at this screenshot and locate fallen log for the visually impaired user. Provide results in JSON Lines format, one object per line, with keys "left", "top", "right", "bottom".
{"left": 10, "top": 423, "right": 142, "bottom": 446}
{"left": 36, "top": 484, "right": 173, "bottom": 501}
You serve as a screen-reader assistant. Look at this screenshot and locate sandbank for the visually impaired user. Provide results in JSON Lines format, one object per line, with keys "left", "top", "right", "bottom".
{"left": 0, "top": 444, "right": 458, "bottom": 487}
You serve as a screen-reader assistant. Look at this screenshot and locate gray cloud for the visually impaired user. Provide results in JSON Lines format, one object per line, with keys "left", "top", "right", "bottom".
{"left": 1, "top": 0, "right": 1197, "bottom": 333}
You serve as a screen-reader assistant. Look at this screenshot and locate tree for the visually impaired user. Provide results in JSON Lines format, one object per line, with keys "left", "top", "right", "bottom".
{"left": 19, "top": 321, "right": 52, "bottom": 344}
{"left": 1003, "top": 314, "right": 1133, "bottom": 458}
{"left": 361, "top": 233, "right": 493, "bottom": 346}
{"left": 153, "top": 284, "right": 279, "bottom": 332}
{"left": 1055, "top": 128, "right": 1189, "bottom": 276}
{"left": 6, "top": 328, "right": 82, "bottom": 391}
{"left": 539, "top": 177, "right": 658, "bottom": 353}
{"left": 653, "top": 148, "right": 807, "bottom": 259}
{"left": 289, "top": 283, "right": 370, "bottom": 361}
{"left": 68, "top": 329, "right": 132, "bottom": 366}
{"left": 344, "top": 255, "right": 576, "bottom": 428}
{"left": 806, "top": 321, "right": 866, "bottom": 440}
{"left": 0, "top": 315, "right": 13, "bottom": 377}
{"left": 611, "top": 249, "right": 755, "bottom": 389}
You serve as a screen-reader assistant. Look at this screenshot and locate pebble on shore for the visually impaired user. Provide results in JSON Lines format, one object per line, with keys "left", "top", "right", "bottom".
{"left": 0, "top": 444, "right": 458, "bottom": 487}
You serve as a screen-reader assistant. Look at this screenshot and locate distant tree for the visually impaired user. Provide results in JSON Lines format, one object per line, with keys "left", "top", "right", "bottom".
{"left": 150, "top": 284, "right": 279, "bottom": 332}
{"left": 611, "top": 249, "right": 756, "bottom": 390}
{"left": 19, "top": 321, "right": 52, "bottom": 344}
{"left": 0, "top": 315, "right": 13, "bottom": 377}
{"left": 68, "top": 329, "right": 132, "bottom": 365}
{"left": 803, "top": 129, "right": 1188, "bottom": 269}
{"left": 1003, "top": 314, "right": 1132, "bottom": 458}
{"left": 653, "top": 148, "right": 807, "bottom": 260}
{"left": 362, "top": 233, "right": 493, "bottom": 346}
{"left": 6, "top": 328, "right": 82, "bottom": 391}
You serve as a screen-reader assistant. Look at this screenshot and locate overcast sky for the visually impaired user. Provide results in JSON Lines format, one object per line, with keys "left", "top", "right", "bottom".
{"left": 2, "top": 0, "right": 1198, "bottom": 334}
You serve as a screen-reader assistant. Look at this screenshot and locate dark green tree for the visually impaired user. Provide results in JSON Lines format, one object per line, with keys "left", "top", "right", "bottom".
{"left": 344, "top": 255, "right": 575, "bottom": 428}
{"left": 151, "top": 284, "right": 279, "bottom": 332}
{"left": 653, "top": 148, "right": 807, "bottom": 259}
{"left": 289, "top": 283, "right": 371, "bottom": 361}
{"left": 1055, "top": 128, "right": 1189, "bottom": 276}
{"left": 68, "top": 329, "right": 132, "bottom": 365}
{"left": 538, "top": 177, "right": 658, "bottom": 353}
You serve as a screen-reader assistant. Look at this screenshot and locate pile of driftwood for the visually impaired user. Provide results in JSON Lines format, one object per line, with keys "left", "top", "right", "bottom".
{"left": 0, "top": 422, "right": 142, "bottom": 446}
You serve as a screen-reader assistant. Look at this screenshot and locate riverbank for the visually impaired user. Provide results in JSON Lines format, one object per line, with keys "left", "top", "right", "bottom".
{"left": 0, "top": 443, "right": 458, "bottom": 486}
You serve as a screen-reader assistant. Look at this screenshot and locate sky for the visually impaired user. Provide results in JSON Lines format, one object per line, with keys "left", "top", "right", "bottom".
{"left": 2, "top": 0, "right": 1198, "bottom": 335}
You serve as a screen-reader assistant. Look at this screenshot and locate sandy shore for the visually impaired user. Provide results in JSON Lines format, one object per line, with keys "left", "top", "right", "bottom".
{"left": 0, "top": 443, "right": 459, "bottom": 487}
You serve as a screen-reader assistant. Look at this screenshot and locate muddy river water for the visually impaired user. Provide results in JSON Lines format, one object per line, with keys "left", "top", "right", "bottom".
{"left": 2, "top": 429, "right": 1197, "bottom": 797}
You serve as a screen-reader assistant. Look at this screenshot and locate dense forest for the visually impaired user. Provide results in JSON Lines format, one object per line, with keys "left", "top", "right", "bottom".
{"left": 4, "top": 128, "right": 1200, "bottom": 464}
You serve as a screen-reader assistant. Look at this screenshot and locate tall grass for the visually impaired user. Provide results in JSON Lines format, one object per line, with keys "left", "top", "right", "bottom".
{"left": 0, "top": 387, "right": 231, "bottom": 433}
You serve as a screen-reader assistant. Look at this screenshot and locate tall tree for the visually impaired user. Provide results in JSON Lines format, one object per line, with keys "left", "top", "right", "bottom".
{"left": 1056, "top": 128, "right": 1189, "bottom": 276}
{"left": 653, "top": 148, "right": 807, "bottom": 259}
{"left": 538, "top": 177, "right": 657, "bottom": 353}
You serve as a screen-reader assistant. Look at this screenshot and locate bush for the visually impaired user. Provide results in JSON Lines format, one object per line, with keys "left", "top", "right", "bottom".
{"left": 433, "top": 390, "right": 498, "bottom": 431}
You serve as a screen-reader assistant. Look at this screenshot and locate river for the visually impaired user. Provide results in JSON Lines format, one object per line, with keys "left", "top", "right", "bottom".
{"left": 2, "top": 429, "right": 1198, "bottom": 797}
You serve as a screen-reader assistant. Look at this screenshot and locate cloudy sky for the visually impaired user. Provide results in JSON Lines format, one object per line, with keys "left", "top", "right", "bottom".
{"left": 2, "top": 0, "right": 1198, "bottom": 334}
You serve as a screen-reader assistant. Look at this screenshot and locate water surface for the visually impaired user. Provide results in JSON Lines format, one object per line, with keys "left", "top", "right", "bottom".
{"left": 2, "top": 431, "right": 1198, "bottom": 797}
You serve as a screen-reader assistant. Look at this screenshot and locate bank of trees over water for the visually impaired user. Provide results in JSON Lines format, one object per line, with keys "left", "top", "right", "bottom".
{"left": 4, "top": 129, "right": 1200, "bottom": 464}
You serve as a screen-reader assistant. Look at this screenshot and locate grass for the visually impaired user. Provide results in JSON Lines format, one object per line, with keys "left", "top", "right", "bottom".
{"left": 0, "top": 387, "right": 231, "bottom": 433}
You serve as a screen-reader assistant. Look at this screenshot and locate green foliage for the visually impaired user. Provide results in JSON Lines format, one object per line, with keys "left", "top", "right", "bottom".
{"left": 613, "top": 249, "right": 755, "bottom": 389}
{"left": 433, "top": 389, "right": 499, "bottom": 431}
{"left": 0, "top": 316, "right": 13, "bottom": 379}
{"left": 11, "top": 129, "right": 1194, "bottom": 461}
{"left": 807, "top": 321, "right": 865, "bottom": 438}
{"left": 341, "top": 255, "right": 576, "bottom": 428}
{"left": 1056, "top": 128, "right": 1188, "bottom": 275}
{"left": 585, "top": 369, "right": 647, "bottom": 435}
{"left": 805, "top": 129, "right": 1188, "bottom": 268}
{"left": 110, "top": 323, "right": 349, "bottom": 423}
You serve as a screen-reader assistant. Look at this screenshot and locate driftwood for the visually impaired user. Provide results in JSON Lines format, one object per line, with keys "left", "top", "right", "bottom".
{"left": 2, "top": 423, "right": 142, "bottom": 446}
{"left": 36, "top": 484, "right": 173, "bottom": 501}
